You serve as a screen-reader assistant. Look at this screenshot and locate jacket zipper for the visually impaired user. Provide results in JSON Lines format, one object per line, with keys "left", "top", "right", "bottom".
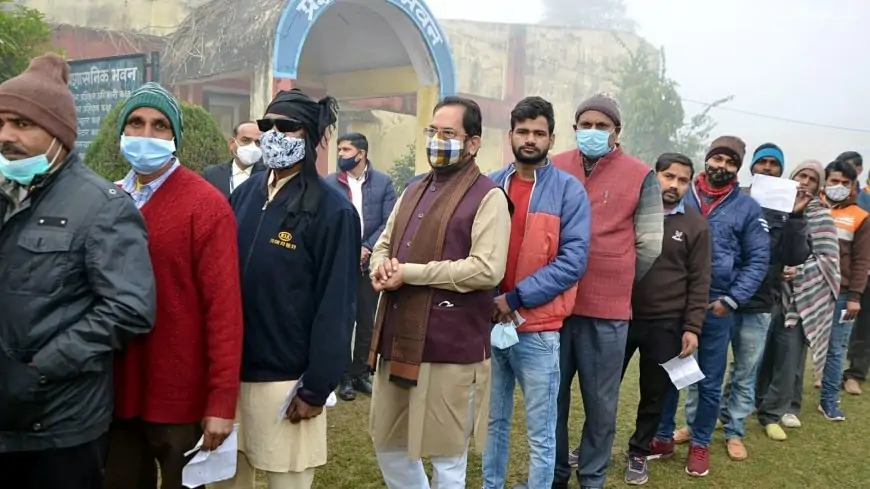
{"left": 242, "top": 199, "right": 269, "bottom": 278}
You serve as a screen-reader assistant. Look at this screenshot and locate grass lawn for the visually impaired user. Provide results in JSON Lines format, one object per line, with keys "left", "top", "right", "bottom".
{"left": 253, "top": 360, "right": 870, "bottom": 488}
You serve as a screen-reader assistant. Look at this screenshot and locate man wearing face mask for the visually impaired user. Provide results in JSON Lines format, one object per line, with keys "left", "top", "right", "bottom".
{"left": 106, "top": 82, "right": 244, "bottom": 489}
{"left": 367, "top": 96, "right": 511, "bottom": 488}
{"left": 324, "top": 132, "right": 397, "bottom": 402}
{"left": 483, "top": 96, "right": 590, "bottom": 489}
{"left": 818, "top": 160, "right": 870, "bottom": 421}
{"left": 705, "top": 143, "right": 811, "bottom": 461}
{"left": 0, "top": 54, "right": 156, "bottom": 489}
{"left": 651, "top": 136, "right": 769, "bottom": 478}
{"left": 213, "top": 89, "right": 359, "bottom": 489}
{"left": 551, "top": 93, "right": 664, "bottom": 489}
{"left": 203, "top": 120, "right": 265, "bottom": 198}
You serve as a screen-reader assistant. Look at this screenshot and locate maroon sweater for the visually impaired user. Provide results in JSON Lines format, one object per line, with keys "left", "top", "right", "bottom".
{"left": 114, "top": 168, "right": 243, "bottom": 423}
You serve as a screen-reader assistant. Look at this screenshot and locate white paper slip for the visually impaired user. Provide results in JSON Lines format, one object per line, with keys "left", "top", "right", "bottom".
{"left": 181, "top": 423, "right": 239, "bottom": 487}
{"left": 660, "top": 355, "right": 705, "bottom": 390}
{"left": 841, "top": 309, "right": 854, "bottom": 323}
{"left": 277, "top": 377, "right": 338, "bottom": 423}
{"left": 750, "top": 173, "right": 798, "bottom": 213}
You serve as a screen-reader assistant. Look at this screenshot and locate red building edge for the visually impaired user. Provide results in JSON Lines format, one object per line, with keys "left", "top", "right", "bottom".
{"left": 52, "top": 24, "right": 526, "bottom": 173}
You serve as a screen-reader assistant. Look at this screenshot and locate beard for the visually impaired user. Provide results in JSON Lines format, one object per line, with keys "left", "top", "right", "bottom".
{"left": 513, "top": 144, "right": 547, "bottom": 165}
{"left": 662, "top": 189, "right": 681, "bottom": 205}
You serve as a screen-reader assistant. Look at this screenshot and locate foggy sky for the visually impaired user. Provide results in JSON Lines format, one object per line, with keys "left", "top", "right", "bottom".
{"left": 428, "top": 0, "right": 870, "bottom": 183}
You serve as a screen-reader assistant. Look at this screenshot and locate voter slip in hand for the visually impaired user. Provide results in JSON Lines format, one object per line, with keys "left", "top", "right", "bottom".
{"left": 277, "top": 377, "right": 338, "bottom": 423}
{"left": 181, "top": 423, "right": 239, "bottom": 487}
{"left": 490, "top": 312, "right": 526, "bottom": 350}
{"left": 660, "top": 355, "right": 705, "bottom": 390}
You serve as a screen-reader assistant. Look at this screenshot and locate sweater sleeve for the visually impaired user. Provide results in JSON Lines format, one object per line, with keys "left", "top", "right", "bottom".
{"left": 848, "top": 218, "right": 870, "bottom": 300}
{"left": 684, "top": 220, "right": 713, "bottom": 335}
{"left": 193, "top": 199, "right": 244, "bottom": 420}
{"left": 781, "top": 212, "right": 812, "bottom": 267}
{"left": 296, "top": 206, "right": 362, "bottom": 407}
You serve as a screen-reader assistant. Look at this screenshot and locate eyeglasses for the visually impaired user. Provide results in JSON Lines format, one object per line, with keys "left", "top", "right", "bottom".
{"left": 257, "top": 118, "right": 303, "bottom": 134}
{"left": 423, "top": 127, "right": 465, "bottom": 140}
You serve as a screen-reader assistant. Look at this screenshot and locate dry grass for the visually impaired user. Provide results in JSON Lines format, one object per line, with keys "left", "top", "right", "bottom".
{"left": 250, "top": 359, "right": 870, "bottom": 488}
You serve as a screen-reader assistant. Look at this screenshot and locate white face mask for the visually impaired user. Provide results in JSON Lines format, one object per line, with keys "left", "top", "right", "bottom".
{"left": 825, "top": 184, "right": 852, "bottom": 202}
{"left": 235, "top": 143, "right": 262, "bottom": 166}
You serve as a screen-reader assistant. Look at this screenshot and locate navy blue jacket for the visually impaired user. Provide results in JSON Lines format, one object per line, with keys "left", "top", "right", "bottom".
{"left": 230, "top": 172, "right": 361, "bottom": 406}
{"left": 687, "top": 183, "right": 770, "bottom": 309}
{"left": 323, "top": 165, "right": 397, "bottom": 250}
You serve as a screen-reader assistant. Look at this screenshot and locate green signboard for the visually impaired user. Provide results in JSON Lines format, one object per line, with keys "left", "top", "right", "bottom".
{"left": 67, "top": 54, "right": 147, "bottom": 153}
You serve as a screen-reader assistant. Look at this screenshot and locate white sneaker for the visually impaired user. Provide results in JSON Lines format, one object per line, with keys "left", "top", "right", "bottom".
{"left": 781, "top": 413, "right": 802, "bottom": 428}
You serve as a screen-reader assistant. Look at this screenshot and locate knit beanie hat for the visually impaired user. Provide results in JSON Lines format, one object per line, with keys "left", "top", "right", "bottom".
{"left": 789, "top": 159, "right": 824, "bottom": 193}
{"left": 0, "top": 54, "right": 77, "bottom": 150}
{"left": 574, "top": 92, "right": 622, "bottom": 127}
{"left": 751, "top": 142, "right": 785, "bottom": 173}
{"left": 117, "top": 82, "right": 183, "bottom": 147}
{"left": 705, "top": 136, "right": 747, "bottom": 168}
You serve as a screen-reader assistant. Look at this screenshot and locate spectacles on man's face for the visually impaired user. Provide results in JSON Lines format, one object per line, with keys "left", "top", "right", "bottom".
{"left": 423, "top": 127, "right": 464, "bottom": 140}
{"left": 257, "top": 118, "right": 303, "bottom": 134}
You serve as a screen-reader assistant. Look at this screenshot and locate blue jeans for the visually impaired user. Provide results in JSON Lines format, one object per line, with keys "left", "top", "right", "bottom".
{"left": 718, "top": 312, "right": 772, "bottom": 439}
{"left": 553, "top": 316, "right": 628, "bottom": 488}
{"left": 483, "top": 331, "right": 560, "bottom": 489}
{"left": 657, "top": 311, "right": 732, "bottom": 447}
{"left": 821, "top": 294, "right": 854, "bottom": 405}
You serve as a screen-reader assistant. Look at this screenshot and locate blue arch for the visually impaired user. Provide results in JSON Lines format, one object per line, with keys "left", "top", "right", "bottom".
{"left": 272, "top": 0, "right": 456, "bottom": 99}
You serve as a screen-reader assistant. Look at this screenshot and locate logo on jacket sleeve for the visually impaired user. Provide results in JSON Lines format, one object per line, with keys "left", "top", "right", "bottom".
{"left": 269, "top": 231, "right": 297, "bottom": 250}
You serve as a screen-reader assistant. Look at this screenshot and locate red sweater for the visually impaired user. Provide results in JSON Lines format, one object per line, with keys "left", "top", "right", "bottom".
{"left": 114, "top": 167, "right": 243, "bottom": 423}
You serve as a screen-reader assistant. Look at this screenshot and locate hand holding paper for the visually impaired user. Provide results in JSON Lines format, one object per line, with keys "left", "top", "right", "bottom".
{"left": 750, "top": 174, "right": 798, "bottom": 213}
{"left": 660, "top": 355, "right": 705, "bottom": 390}
{"left": 491, "top": 313, "right": 525, "bottom": 349}
{"left": 181, "top": 424, "right": 239, "bottom": 487}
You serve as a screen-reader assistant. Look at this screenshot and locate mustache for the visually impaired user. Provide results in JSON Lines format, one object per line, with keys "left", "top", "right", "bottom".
{"left": 0, "top": 142, "right": 27, "bottom": 155}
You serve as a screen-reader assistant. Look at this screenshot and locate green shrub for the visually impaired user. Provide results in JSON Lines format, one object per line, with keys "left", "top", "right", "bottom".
{"left": 388, "top": 144, "right": 415, "bottom": 194}
{"left": 84, "top": 101, "right": 231, "bottom": 182}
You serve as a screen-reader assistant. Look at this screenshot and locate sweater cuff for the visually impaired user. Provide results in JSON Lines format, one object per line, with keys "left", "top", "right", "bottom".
{"left": 720, "top": 296, "right": 738, "bottom": 310}
{"left": 848, "top": 291, "right": 863, "bottom": 303}
{"left": 683, "top": 323, "right": 702, "bottom": 336}
{"left": 505, "top": 290, "right": 523, "bottom": 312}
{"left": 205, "top": 388, "right": 239, "bottom": 420}
{"left": 296, "top": 387, "right": 327, "bottom": 407}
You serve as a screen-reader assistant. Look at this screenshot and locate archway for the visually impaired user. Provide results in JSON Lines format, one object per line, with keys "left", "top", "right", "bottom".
{"left": 272, "top": 0, "right": 457, "bottom": 174}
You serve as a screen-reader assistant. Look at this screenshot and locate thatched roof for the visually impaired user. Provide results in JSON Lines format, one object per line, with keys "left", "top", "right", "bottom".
{"left": 162, "top": 0, "right": 285, "bottom": 83}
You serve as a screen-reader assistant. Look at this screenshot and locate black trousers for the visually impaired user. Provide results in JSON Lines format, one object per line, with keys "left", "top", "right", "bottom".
{"left": 845, "top": 286, "right": 870, "bottom": 382}
{"left": 0, "top": 432, "right": 109, "bottom": 489}
{"left": 622, "top": 318, "right": 683, "bottom": 456}
{"left": 755, "top": 307, "right": 806, "bottom": 425}
{"left": 343, "top": 271, "right": 379, "bottom": 381}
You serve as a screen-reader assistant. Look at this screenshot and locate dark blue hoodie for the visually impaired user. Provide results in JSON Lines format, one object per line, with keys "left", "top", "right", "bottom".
{"left": 230, "top": 171, "right": 361, "bottom": 406}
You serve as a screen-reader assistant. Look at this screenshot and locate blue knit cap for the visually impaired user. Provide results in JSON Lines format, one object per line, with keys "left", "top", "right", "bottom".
{"left": 752, "top": 143, "right": 784, "bottom": 167}
{"left": 117, "top": 82, "right": 184, "bottom": 147}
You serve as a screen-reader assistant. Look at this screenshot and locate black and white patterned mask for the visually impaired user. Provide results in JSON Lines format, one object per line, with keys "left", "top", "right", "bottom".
{"left": 260, "top": 130, "right": 306, "bottom": 170}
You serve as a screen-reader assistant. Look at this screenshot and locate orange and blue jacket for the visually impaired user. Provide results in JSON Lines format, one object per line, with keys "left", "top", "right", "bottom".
{"left": 489, "top": 162, "right": 591, "bottom": 332}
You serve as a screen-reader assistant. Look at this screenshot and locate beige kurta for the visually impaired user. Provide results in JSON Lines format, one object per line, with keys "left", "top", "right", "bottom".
{"left": 367, "top": 185, "right": 511, "bottom": 459}
{"left": 234, "top": 381, "right": 327, "bottom": 473}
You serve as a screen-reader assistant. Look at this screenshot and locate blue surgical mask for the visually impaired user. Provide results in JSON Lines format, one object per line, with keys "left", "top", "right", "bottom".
{"left": 120, "top": 135, "right": 176, "bottom": 175}
{"left": 575, "top": 129, "right": 612, "bottom": 159}
{"left": 338, "top": 156, "right": 359, "bottom": 172}
{"left": 0, "top": 138, "right": 60, "bottom": 185}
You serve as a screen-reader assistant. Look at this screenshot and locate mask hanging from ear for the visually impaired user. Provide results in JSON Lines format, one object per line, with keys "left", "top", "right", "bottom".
{"left": 0, "top": 138, "right": 61, "bottom": 185}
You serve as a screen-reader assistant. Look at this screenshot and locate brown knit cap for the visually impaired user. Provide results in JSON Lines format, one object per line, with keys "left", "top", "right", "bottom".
{"left": 0, "top": 54, "right": 77, "bottom": 150}
{"left": 574, "top": 92, "right": 622, "bottom": 127}
{"left": 706, "top": 136, "right": 747, "bottom": 168}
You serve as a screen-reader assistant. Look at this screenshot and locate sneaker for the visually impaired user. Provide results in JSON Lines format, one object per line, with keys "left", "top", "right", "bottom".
{"left": 765, "top": 424, "right": 787, "bottom": 441}
{"left": 568, "top": 446, "right": 579, "bottom": 467}
{"left": 685, "top": 444, "right": 710, "bottom": 477}
{"left": 844, "top": 378, "right": 863, "bottom": 395}
{"left": 818, "top": 402, "right": 846, "bottom": 421}
{"left": 725, "top": 438, "right": 748, "bottom": 461}
{"left": 624, "top": 453, "right": 650, "bottom": 485}
{"left": 781, "top": 413, "right": 802, "bottom": 428}
{"left": 647, "top": 437, "right": 675, "bottom": 460}
{"left": 673, "top": 427, "right": 692, "bottom": 444}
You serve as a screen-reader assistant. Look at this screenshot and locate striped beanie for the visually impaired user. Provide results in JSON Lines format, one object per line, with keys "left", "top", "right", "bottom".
{"left": 117, "top": 82, "right": 184, "bottom": 147}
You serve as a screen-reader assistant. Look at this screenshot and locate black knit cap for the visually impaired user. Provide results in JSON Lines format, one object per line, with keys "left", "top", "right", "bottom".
{"left": 264, "top": 89, "right": 339, "bottom": 228}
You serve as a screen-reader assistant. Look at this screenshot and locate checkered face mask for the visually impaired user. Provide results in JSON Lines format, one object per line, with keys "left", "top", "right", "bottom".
{"left": 426, "top": 136, "right": 464, "bottom": 168}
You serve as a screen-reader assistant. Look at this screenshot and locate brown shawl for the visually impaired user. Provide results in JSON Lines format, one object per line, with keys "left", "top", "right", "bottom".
{"left": 367, "top": 161, "right": 482, "bottom": 386}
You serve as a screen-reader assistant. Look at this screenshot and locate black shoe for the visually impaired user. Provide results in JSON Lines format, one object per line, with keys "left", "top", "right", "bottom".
{"left": 353, "top": 375, "right": 373, "bottom": 396}
{"left": 551, "top": 483, "right": 569, "bottom": 489}
{"left": 338, "top": 380, "right": 355, "bottom": 401}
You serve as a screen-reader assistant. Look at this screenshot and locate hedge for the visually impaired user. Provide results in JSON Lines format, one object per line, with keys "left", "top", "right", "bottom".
{"left": 84, "top": 101, "right": 231, "bottom": 182}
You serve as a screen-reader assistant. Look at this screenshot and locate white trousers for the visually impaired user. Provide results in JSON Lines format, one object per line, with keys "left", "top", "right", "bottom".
{"left": 375, "top": 387, "right": 474, "bottom": 489}
{"left": 212, "top": 452, "right": 315, "bottom": 489}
